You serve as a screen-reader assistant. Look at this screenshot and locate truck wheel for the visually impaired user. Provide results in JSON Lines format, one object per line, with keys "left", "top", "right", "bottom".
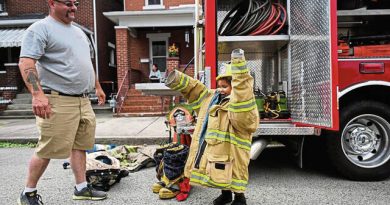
{"left": 326, "top": 101, "right": 390, "bottom": 181}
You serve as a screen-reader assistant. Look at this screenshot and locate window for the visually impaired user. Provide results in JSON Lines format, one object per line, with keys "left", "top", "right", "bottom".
{"left": 148, "top": 0, "right": 161, "bottom": 5}
{"left": 0, "top": 0, "right": 5, "bottom": 13}
{"left": 151, "top": 41, "right": 167, "bottom": 73}
{"left": 108, "top": 42, "right": 116, "bottom": 68}
{"left": 143, "top": 0, "right": 164, "bottom": 10}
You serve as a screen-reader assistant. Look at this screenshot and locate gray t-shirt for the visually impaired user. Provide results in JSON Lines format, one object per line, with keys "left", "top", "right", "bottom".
{"left": 20, "top": 16, "right": 95, "bottom": 95}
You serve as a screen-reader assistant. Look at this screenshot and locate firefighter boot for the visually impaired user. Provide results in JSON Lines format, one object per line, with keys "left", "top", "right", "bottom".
{"left": 213, "top": 190, "right": 232, "bottom": 205}
{"left": 158, "top": 174, "right": 180, "bottom": 199}
{"left": 158, "top": 185, "right": 180, "bottom": 199}
{"left": 152, "top": 181, "right": 165, "bottom": 193}
{"left": 232, "top": 193, "right": 247, "bottom": 205}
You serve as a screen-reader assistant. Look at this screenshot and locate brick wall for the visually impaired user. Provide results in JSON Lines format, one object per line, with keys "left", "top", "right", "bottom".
{"left": 74, "top": 0, "right": 94, "bottom": 31}
{"left": 5, "top": 0, "right": 93, "bottom": 31}
{"left": 126, "top": 0, "right": 194, "bottom": 11}
{"left": 1, "top": 64, "right": 22, "bottom": 100}
{"left": 129, "top": 30, "right": 149, "bottom": 82}
{"left": 115, "top": 27, "right": 130, "bottom": 88}
{"left": 6, "top": 0, "right": 48, "bottom": 16}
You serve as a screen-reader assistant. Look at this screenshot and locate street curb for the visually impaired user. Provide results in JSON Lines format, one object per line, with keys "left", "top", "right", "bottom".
{"left": 0, "top": 136, "right": 171, "bottom": 145}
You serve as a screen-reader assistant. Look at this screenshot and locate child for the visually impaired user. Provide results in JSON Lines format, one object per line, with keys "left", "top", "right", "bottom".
{"left": 165, "top": 49, "right": 259, "bottom": 205}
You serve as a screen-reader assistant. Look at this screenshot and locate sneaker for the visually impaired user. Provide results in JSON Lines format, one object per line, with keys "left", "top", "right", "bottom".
{"left": 17, "top": 191, "right": 44, "bottom": 205}
{"left": 213, "top": 190, "right": 232, "bottom": 205}
{"left": 73, "top": 184, "right": 107, "bottom": 201}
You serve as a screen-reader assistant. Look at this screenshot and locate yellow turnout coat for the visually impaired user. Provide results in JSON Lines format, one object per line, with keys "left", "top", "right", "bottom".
{"left": 165, "top": 61, "right": 259, "bottom": 193}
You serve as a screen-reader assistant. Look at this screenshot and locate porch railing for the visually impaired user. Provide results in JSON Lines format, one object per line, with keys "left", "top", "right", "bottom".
{"left": 115, "top": 69, "right": 129, "bottom": 114}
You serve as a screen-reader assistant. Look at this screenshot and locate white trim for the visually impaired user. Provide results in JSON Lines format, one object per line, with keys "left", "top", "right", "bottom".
{"left": 0, "top": 71, "right": 6, "bottom": 74}
{"left": 104, "top": 9, "right": 195, "bottom": 27}
{"left": 0, "top": 12, "right": 8, "bottom": 16}
{"left": 170, "top": 4, "right": 195, "bottom": 10}
{"left": 93, "top": 0, "right": 99, "bottom": 81}
{"left": 108, "top": 42, "right": 115, "bottom": 49}
{"left": 4, "top": 63, "right": 18, "bottom": 66}
{"left": 0, "top": 19, "right": 40, "bottom": 26}
{"left": 115, "top": 26, "right": 128, "bottom": 29}
{"left": 338, "top": 81, "right": 390, "bottom": 98}
{"left": 338, "top": 58, "right": 390, "bottom": 61}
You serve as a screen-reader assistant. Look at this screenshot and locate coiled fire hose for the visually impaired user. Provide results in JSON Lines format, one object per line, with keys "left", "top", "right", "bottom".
{"left": 218, "top": 0, "right": 287, "bottom": 36}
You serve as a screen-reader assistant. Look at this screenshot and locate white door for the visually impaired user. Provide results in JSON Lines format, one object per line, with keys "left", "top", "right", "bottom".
{"left": 147, "top": 33, "right": 170, "bottom": 81}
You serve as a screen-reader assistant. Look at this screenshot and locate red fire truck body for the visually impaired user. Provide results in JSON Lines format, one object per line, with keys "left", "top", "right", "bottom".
{"left": 196, "top": 0, "right": 390, "bottom": 180}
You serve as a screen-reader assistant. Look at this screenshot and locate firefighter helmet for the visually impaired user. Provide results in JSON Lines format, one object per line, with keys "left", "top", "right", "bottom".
{"left": 216, "top": 63, "right": 232, "bottom": 81}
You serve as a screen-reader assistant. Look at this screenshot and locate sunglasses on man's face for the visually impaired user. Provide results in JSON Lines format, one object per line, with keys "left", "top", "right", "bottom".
{"left": 54, "top": 0, "right": 79, "bottom": 7}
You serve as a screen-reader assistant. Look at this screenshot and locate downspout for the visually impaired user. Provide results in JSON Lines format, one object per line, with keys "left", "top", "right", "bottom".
{"left": 93, "top": 0, "right": 99, "bottom": 80}
{"left": 194, "top": 0, "right": 199, "bottom": 80}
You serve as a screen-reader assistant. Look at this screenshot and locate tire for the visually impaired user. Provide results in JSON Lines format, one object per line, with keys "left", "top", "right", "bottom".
{"left": 326, "top": 101, "right": 390, "bottom": 181}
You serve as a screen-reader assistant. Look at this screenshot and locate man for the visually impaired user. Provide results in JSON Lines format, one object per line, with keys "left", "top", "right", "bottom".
{"left": 17, "top": 0, "right": 107, "bottom": 204}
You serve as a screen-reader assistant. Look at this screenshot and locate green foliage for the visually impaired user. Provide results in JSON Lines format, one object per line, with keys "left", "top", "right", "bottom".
{"left": 0, "top": 142, "right": 36, "bottom": 148}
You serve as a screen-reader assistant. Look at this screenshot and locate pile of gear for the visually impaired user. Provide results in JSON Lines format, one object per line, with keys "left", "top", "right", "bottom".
{"left": 62, "top": 144, "right": 159, "bottom": 191}
{"left": 85, "top": 151, "right": 128, "bottom": 191}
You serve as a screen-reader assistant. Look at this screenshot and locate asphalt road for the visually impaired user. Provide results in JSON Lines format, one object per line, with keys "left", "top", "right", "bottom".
{"left": 1, "top": 147, "right": 390, "bottom": 205}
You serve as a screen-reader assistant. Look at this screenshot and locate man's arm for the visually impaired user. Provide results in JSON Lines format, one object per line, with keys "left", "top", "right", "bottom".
{"left": 94, "top": 74, "right": 106, "bottom": 106}
{"left": 19, "top": 57, "right": 51, "bottom": 119}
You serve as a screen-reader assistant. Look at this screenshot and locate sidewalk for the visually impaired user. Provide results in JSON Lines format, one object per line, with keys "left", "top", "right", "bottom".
{"left": 0, "top": 114, "right": 170, "bottom": 145}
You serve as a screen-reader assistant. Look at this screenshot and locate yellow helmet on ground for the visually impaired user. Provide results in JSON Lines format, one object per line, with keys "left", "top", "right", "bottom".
{"left": 216, "top": 63, "right": 232, "bottom": 81}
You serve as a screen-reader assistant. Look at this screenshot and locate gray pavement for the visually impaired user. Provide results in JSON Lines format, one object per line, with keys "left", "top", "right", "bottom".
{"left": 2, "top": 148, "right": 390, "bottom": 205}
{"left": 0, "top": 114, "right": 170, "bottom": 145}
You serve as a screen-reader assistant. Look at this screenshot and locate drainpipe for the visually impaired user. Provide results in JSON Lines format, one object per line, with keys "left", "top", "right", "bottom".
{"left": 93, "top": 0, "right": 99, "bottom": 81}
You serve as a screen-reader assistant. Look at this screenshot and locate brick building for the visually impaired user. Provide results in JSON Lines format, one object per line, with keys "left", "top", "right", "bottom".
{"left": 104, "top": 0, "right": 196, "bottom": 115}
{"left": 0, "top": 0, "right": 123, "bottom": 111}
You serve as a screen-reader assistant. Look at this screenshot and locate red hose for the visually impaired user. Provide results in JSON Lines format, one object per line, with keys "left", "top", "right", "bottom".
{"left": 250, "top": 3, "right": 287, "bottom": 35}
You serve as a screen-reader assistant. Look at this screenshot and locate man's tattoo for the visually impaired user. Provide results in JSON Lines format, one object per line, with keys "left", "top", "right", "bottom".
{"left": 25, "top": 68, "right": 40, "bottom": 92}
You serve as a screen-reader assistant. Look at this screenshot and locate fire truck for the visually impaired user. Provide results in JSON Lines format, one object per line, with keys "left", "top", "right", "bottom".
{"left": 193, "top": 0, "right": 390, "bottom": 180}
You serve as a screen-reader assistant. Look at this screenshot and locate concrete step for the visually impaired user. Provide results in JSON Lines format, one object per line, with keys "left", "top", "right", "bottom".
{"left": 0, "top": 115, "right": 35, "bottom": 119}
{"left": 15, "top": 93, "right": 32, "bottom": 99}
{"left": 124, "top": 98, "right": 171, "bottom": 106}
{"left": 127, "top": 89, "right": 143, "bottom": 95}
{"left": 12, "top": 98, "right": 32, "bottom": 104}
{"left": 120, "top": 105, "right": 169, "bottom": 113}
{"left": 7, "top": 104, "right": 32, "bottom": 110}
{"left": 1, "top": 109, "right": 34, "bottom": 116}
{"left": 115, "top": 112, "right": 167, "bottom": 117}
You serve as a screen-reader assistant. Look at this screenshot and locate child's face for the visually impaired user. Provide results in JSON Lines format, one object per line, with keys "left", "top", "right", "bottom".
{"left": 217, "top": 79, "right": 232, "bottom": 95}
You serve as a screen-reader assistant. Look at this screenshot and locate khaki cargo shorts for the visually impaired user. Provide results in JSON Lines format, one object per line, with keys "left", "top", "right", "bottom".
{"left": 35, "top": 93, "right": 96, "bottom": 159}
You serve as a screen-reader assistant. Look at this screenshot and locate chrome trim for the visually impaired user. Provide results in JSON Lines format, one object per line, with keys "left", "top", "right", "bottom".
{"left": 338, "top": 81, "right": 390, "bottom": 98}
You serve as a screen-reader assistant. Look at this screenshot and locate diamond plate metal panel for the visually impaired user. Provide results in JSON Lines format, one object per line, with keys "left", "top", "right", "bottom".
{"left": 217, "top": 50, "right": 277, "bottom": 92}
{"left": 253, "top": 127, "right": 319, "bottom": 136}
{"left": 290, "top": 0, "right": 332, "bottom": 127}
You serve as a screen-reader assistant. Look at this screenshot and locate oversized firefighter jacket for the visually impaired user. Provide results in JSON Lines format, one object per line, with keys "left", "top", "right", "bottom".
{"left": 165, "top": 61, "right": 259, "bottom": 193}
